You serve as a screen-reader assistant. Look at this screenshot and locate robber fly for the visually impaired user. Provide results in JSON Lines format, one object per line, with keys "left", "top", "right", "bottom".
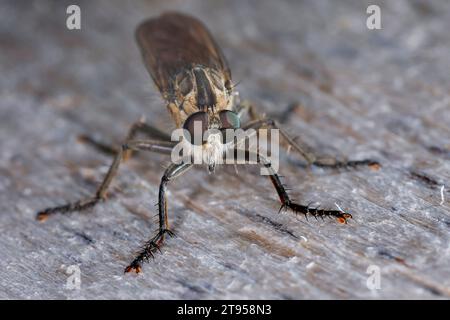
{"left": 36, "top": 12, "right": 379, "bottom": 273}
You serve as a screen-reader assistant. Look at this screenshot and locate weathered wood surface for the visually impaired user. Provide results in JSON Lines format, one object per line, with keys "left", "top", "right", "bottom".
{"left": 1, "top": 0, "right": 450, "bottom": 299}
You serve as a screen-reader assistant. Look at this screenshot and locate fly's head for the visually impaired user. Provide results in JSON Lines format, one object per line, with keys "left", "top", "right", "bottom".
{"left": 174, "top": 66, "right": 238, "bottom": 172}
{"left": 182, "top": 108, "right": 241, "bottom": 173}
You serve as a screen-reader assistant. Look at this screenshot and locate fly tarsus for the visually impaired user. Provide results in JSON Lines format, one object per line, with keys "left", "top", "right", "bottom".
{"left": 124, "top": 229, "right": 176, "bottom": 274}
{"left": 36, "top": 197, "right": 101, "bottom": 222}
{"left": 280, "top": 200, "right": 352, "bottom": 224}
{"left": 313, "top": 158, "right": 381, "bottom": 171}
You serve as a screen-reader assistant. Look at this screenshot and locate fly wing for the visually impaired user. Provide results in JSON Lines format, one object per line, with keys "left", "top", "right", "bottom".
{"left": 135, "top": 12, "right": 231, "bottom": 101}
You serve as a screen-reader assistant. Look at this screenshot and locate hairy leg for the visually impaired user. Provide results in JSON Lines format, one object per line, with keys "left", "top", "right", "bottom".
{"left": 232, "top": 148, "right": 352, "bottom": 223}
{"left": 77, "top": 118, "right": 171, "bottom": 158}
{"left": 239, "top": 102, "right": 380, "bottom": 169}
{"left": 124, "top": 162, "right": 192, "bottom": 273}
{"left": 36, "top": 139, "right": 175, "bottom": 221}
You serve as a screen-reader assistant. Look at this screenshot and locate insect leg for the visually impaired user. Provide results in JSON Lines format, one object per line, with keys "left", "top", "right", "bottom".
{"left": 237, "top": 100, "right": 300, "bottom": 123}
{"left": 235, "top": 100, "right": 260, "bottom": 120}
{"left": 243, "top": 117, "right": 380, "bottom": 170}
{"left": 78, "top": 119, "right": 171, "bottom": 157}
{"left": 122, "top": 119, "right": 171, "bottom": 160}
{"left": 124, "top": 162, "right": 192, "bottom": 273}
{"left": 36, "top": 139, "right": 176, "bottom": 222}
{"left": 232, "top": 148, "right": 352, "bottom": 223}
{"left": 125, "top": 119, "right": 171, "bottom": 141}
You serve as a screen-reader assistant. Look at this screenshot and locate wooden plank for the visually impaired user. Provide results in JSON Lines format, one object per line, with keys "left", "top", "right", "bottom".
{"left": 1, "top": 0, "right": 449, "bottom": 299}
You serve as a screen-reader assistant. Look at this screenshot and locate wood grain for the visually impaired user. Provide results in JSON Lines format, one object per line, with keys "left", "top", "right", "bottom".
{"left": 0, "top": 0, "right": 449, "bottom": 299}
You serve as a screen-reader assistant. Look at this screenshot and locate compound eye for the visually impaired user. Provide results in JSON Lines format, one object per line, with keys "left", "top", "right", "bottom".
{"left": 219, "top": 110, "right": 240, "bottom": 129}
{"left": 183, "top": 112, "right": 208, "bottom": 145}
{"left": 218, "top": 110, "right": 240, "bottom": 144}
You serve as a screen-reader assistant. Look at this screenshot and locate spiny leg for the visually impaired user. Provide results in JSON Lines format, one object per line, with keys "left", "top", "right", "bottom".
{"left": 237, "top": 100, "right": 302, "bottom": 124}
{"left": 77, "top": 135, "right": 117, "bottom": 156}
{"left": 242, "top": 114, "right": 380, "bottom": 170}
{"left": 36, "top": 139, "right": 176, "bottom": 221}
{"left": 78, "top": 118, "right": 171, "bottom": 158}
{"left": 125, "top": 162, "right": 192, "bottom": 273}
{"left": 122, "top": 118, "right": 171, "bottom": 160}
{"left": 232, "top": 148, "right": 352, "bottom": 224}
